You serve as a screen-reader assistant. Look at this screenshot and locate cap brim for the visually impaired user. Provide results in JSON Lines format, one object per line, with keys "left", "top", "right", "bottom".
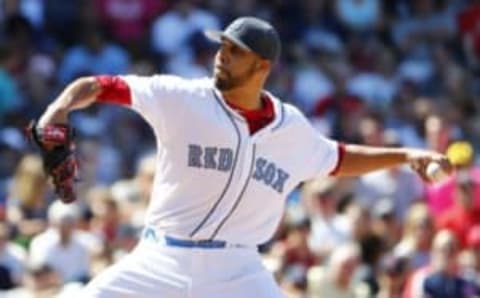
{"left": 204, "top": 30, "right": 252, "bottom": 53}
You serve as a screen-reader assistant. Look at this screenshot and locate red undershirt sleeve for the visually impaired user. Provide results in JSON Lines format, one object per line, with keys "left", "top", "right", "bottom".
{"left": 95, "top": 75, "right": 132, "bottom": 106}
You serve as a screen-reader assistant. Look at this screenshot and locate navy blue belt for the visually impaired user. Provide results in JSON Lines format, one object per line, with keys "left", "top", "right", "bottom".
{"left": 143, "top": 227, "right": 229, "bottom": 249}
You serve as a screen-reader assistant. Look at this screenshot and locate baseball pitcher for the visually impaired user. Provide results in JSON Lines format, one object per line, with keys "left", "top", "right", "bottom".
{"left": 31, "top": 17, "right": 452, "bottom": 297}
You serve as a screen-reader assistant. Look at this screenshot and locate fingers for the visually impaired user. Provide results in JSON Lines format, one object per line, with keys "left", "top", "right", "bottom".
{"left": 437, "top": 157, "right": 454, "bottom": 175}
{"left": 410, "top": 158, "right": 433, "bottom": 183}
{"left": 409, "top": 151, "right": 454, "bottom": 183}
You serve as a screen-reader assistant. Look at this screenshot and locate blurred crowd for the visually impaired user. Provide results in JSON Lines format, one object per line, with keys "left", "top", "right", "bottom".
{"left": 1, "top": 0, "right": 480, "bottom": 297}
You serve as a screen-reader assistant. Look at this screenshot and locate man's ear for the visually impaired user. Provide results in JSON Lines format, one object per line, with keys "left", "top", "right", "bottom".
{"left": 256, "top": 59, "right": 271, "bottom": 72}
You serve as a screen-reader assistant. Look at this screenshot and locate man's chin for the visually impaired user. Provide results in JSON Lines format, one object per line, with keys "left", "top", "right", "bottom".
{"left": 214, "top": 78, "right": 231, "bottom": 91}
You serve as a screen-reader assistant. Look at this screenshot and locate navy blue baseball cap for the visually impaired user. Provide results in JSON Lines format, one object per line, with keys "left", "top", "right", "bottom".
{"left": 204, "top": 17, "right": 281, "bottom": 62}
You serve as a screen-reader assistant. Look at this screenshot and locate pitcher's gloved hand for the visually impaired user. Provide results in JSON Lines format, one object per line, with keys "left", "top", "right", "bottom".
{"left": 26, "top": 121, "right": 78, "bottom": 203}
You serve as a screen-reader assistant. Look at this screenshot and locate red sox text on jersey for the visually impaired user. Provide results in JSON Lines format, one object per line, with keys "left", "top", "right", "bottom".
{"left": 188, "top": 144, "right": 290, "bottom": 194}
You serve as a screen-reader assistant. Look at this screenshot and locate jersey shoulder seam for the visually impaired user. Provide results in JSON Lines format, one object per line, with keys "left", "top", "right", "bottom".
{"left": 271, "top": 102, "right": 286, "bottom": 132}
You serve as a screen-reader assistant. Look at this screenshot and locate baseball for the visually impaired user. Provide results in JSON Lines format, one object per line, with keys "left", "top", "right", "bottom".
{"left": 426, "top": 162, "right": 449, "bottom": 183}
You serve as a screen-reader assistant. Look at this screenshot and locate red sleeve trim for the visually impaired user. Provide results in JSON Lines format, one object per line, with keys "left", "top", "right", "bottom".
{"left": 329, "top": 142, "right": 346, "bottom": 176}
{"left": 95, "top": 75, "right": 132, "bottom": 106}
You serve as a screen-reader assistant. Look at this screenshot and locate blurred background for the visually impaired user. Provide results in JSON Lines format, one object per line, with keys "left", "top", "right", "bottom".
{"left": 0, "top": 0, "right": 480, "bottom": 297}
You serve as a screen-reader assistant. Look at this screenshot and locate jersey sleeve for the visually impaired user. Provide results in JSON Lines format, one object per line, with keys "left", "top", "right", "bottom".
{"left": 296, "top": 112, "right": 340, "bottom": 179}
{"left": 306, "top": 130, "right": 340, "bottom": 178}
{"left": 115, "top": 74, "right": 194, "bottom": 140}
{"left": 119, "top": 75, "right": 186, "bottom": 115}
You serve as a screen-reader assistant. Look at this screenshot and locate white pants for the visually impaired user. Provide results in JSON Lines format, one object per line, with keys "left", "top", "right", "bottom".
{"left": 81, "top": 238, "right": 285, "bottom": 298}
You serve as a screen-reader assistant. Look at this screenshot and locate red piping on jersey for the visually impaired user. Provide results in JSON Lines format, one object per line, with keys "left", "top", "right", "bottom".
{"left": 330, "top": 142, "right": 346, "bottom": 176}
{"left": 95, "top": 75, "right": 132, "bottom": 106}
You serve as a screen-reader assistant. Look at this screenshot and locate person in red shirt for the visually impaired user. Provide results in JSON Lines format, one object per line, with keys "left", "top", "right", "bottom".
{"left": 458, "top": 1, "right": 480, "bottom": 68}
{"left": 437, "top": 171, "right": 480, "bottom": 248}
{"left": 96, "top": 0, "right": 167, "bottom": 45}
{"left": 466, "top": 225, "right": 480, "bottom": 276}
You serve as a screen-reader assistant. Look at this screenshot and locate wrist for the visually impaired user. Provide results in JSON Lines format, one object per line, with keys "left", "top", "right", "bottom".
{"left": 401, "top": 148, "right": 414, "bottom": 163}
{"left": 38, "top": 104, "right": 69, "bottom": 127}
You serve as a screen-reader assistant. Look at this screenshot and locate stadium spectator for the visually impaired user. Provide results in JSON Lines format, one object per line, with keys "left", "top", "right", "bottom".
{"left": 3, "top": 264, "right": 61, "bottom": 298}
{"left": 376, "top": 254, "right": 409, "bottom": 298}
{"left": 57, "top": 26, "right": 130, "bottom": 85}
{"left": 422, "top": 230, "right": 480, "bottom": 297}
{"left": 29, "top": 201, "right": 91, "bottom": 283}
{"left": 1, "top": 1, "right": 480, "bottom": 296}
{"left": 436, "top": 171, "right": 480, "bottom": 248}
{"left": 354, "top": 124, "right": 425, "bottom": 221}
{"left": 307, "top": 242, "right": 369, "bottom": 297}
{"left": 0, "top": 223, "right": 26, "bottom": 289}
{"left": 43, "top": 0, "right": 84, "bottom": 46}
{"left": 275, "top": 216, "right": 313, "bottom": 297}
{"left": 0, "top": 43, "right": 22, "bottom": 121}
{"left": 150, "top": 0, "right": 220, "bottom": 59}
{"left": 394, "top": 203, "right": 434, "bottom": 271}
{"left": 458, "top": 0, "right": 480, "bottom": 69}
{"left": 335, "top": 0, "right": 382, "bottom": 34}
{"left": 304, "top": 177, "right": 350, "bottom": 261}
{"left": 95, "top": 0, "right": 167, "bottom": 46}
{"left": 426, "top": 141, "right": 480, "bottom": 216}
{"left": 466, "top": 225, "right": 480, "bottom": 277}
{"left": 6, "top": 154, "right": 49, "bottom": 239}
{"left": 370, "top": 198, "right": 402, "bottom": 250}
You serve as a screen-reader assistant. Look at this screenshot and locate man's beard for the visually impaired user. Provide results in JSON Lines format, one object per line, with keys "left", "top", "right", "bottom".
{"left": 214, "top": 75, "right": 233, "bottom": 90}
{"left": 214, "top": 64, "right": 256, "bottom": 91}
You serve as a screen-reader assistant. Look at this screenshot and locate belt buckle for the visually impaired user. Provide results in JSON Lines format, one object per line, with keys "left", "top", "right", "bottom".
{"left": 195, "top": 239, "right": 226, "bottom": 248}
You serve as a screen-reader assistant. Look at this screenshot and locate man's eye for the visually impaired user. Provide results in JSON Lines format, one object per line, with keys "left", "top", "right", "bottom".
{"left": 231, "top": 46, "right": 242, "bottom": 56}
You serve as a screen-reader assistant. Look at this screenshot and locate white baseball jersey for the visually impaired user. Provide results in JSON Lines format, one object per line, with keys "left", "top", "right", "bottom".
{"left": 120, "top": 74, "right": 340, "bottom": 246}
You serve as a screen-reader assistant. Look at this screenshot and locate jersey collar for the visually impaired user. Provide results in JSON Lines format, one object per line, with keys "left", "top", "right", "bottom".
{"left": 212, "top": 87, "right": 285, "bottom": 135}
